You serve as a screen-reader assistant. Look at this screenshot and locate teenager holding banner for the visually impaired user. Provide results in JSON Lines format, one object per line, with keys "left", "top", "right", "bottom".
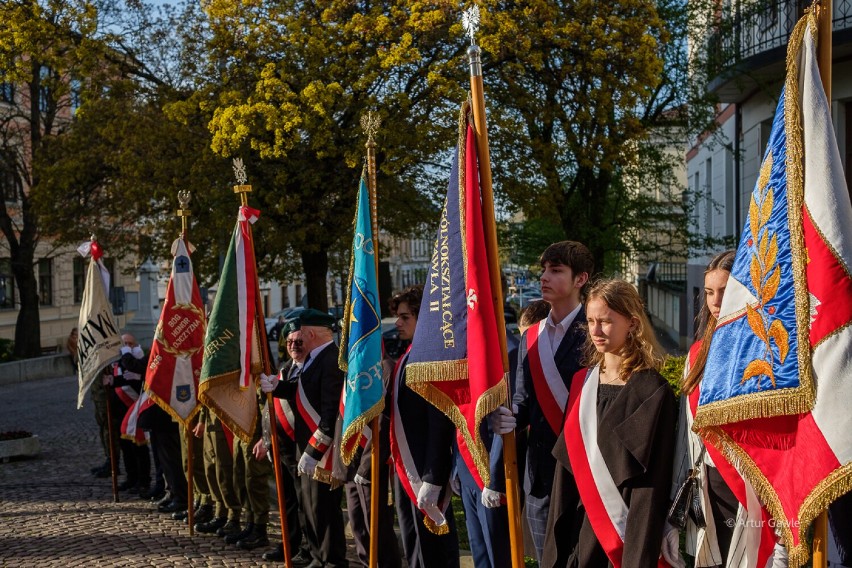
{"left": 542, "top": 279, "right": 677, "bottom": 568}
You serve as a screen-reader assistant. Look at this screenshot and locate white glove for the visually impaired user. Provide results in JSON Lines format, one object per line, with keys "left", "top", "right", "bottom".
{"left": 354, "top": 474, "right": 370, "bottom": 486}
{"left": 488, "top": 405, "right": 517, "bottom": 435}
{"left": 481, "top": 487, "right": 504, "bottom": 509}
{"left": 416, "top": 481, "right": 442, "bottom": 511}
{"left": 450, "top": 474, "right": 461, "bottom": 496}
{"left": 120, "top": 345, "right": 132, "bottom": 355}
{"left": 661, "top": 523, "right": 685, "bottom": 568}
{"left": 769, "top": 542, "right": 788, "bottom": 568}
{"left": 259, "top": 373, "right": 277, "bottom": 393}
{"left": 297, "top": 452, "right": 318, "bottom": 477}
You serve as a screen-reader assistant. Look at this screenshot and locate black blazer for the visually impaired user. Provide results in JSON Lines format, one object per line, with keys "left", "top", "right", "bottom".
{"left": 512, "top": 308, "right": 587, "bottom": 497}
{"left": 543, "top": 368, "right": 677, "bottom": 568}
{"left": 272, "top": 342, "right": 343, "bottom": 460}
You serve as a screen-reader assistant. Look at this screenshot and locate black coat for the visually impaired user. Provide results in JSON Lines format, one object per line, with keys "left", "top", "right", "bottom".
{"left": 542, "top": 368, "right": 677, "bottom": 568}
{"left": 512, "top": 309, "right": 587, "bottom": 497}
{"left": 272, "top": 342, "right": 343, "bottom": 461}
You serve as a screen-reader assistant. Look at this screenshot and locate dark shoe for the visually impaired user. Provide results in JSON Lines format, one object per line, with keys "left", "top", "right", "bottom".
{"left": 192, "top": 504, "right": 214, "bottom": 525}
{"left": 196, "top": 516, "right": 227, "bottom": 534}
{"left": 90, "top": 460, "right": 109, "bottom": 474}
{"left": 94, "top": 465, "right": 116, "bottom": 478}
{"left": 158, "top": 499, "right": 183, "bottom": 513}
{"left": 136, "top": 484, "right": 152, "bottom": 499}
{"left": 117, "top": 480, "right": 138, "bottom": 492}
{"left": 225, "top": 522, "right": 254, "bottom": 545}
{"left": 172, "top": 509, "right": 189, "bottom": 521}
{"left": 216, "top": 519, "right": 241, "bottom": 538}
{"left": 154, "top": 493, "right": 172, "bottom": 507}
{"left": 148, "top": 483, "right": 166, "bottom": 501}
{"left": 262, "top": 545, "right": 284, "bottom": 562}
{"left": 237, "top": 523, "right": 268, "bottom": 550}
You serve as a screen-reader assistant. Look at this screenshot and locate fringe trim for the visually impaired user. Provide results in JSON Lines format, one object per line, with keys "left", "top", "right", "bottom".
{"left": 144, "top": 385, "right": 201, "bottom": 427}
{"left": 698, "top": 424, "right": 852, "bottom": 567}
{"left": 691, "top": 387, "right": 813, "bottom": 429}
{"left": 338, "top": 171, "right": 364, "bottom": 373}
{"left": 406, "top": 375, "right": 505, "bottom": 489}
{"left": 312, "top": 466, "right": 343, "bottom": 490}
{"left": 405, "top": 359, "right": 469, "bottom": 383}
{"left": 119, "top": 432, "right": 149, "bottom": 446}
{"left": 423, "top": 515, "right": 450, "bottom": 535}
{"left": 458, "top": 100, "right": 469, "bottom": 282}
{"left": 198, "top": 372, "right": 256, "bottom": 445}
{"left": 339, "top": 398, "right": 384, "bottom": 466}
{"left": 783, "top": 10, "right": 817, "bottom": 413}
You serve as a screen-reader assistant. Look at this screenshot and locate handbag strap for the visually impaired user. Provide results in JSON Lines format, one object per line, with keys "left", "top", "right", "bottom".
{"left": 688, "top": 445, "right": 707, "bottom": 478}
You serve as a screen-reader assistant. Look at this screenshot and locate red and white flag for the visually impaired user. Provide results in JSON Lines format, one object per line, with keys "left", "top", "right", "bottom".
{"left": 145, "top": 237, "right": 206, "bottom": 424}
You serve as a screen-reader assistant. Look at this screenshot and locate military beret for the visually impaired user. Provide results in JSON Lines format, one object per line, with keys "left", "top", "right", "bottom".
{"left": 281, "top": 319, "right": 300, "bottom": 337}
{"left": 297, "top": 308, "right": 336, "bottom": 329}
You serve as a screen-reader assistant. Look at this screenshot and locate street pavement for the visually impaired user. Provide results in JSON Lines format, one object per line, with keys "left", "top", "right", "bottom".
{"left": 0, "top": 374, "right": 361, "bottom": 567}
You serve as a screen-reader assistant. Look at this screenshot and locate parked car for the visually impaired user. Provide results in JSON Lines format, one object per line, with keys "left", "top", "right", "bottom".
{"left": 265, "top": 306, "right": 306, "bottom": 340}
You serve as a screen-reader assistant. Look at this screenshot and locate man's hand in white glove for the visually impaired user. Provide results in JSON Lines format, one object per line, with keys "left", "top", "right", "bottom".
{"left": 661, "top": 523, "right": 685, "bottom": 568}
{"left": 488, "top": 405, "right": 517, "bottom": 435}
{"left": 416, "top": 481, "right": 442, "bottom": 511}
{"left": 120, "top": 345, "right": 132, "bottom": 356}
{"left": 259, "top": 373, "right": 277, "bottom": 393}
{"left": 297, "top": 452, "right": 318, "bottom": 477}
{"left": 480, "top": 487, "right": 505, "bottom": 509}
{"left": 354, "top": 474, "right": 370, "bottom": 486}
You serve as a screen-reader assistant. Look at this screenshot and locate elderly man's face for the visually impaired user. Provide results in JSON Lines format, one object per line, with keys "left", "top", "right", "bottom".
{"left": 121, "top": 334, "right": 138, "bottom": 348}
{"left": 285, "top": 330, "right": 305, "bottom": 362}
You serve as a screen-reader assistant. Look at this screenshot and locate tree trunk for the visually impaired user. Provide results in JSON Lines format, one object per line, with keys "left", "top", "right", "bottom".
{"left": 301, "top": 249, "right": 329, "bottom": 312}
{"left": 12, "top": 254, "right": 40, "bottom": 359}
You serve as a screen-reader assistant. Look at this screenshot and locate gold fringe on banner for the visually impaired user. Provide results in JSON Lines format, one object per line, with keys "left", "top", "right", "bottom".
{"left": 693, "top": 11, "right": 817, "bottom": 430}
{"left": 424, "top": 515, "right": 450, "bottom": 535}
{"left": 406, "top": 359, "right": 469, "bottom": 383}
{"left": 337, "top": 169, "right": 366, "bottom": 374}
{"left": 197, "top": 371, "right": 257, "bottom": 445}
{"left": 144, "top": 384, "right": 202, "bottom": 427}
{"left": 339, "top": 397, "right": 384, "bottom": 466}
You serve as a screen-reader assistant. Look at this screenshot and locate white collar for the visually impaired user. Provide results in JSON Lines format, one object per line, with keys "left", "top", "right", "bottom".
{"left": 303, "top": 340, "right": 333, "bottom": 372}
{"left": 546, "top": 303, "right": 582, "bottom": 331}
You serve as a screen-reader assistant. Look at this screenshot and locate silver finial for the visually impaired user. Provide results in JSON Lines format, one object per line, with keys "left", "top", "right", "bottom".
{"left": 462, "top": 5, "right": 480, "bottom": 46}
{"left": 178, "top": 190, "right": 191, "bottom": 209}
{"left": 232, "top": 158, "right": 247, "bottom": 185}
{"left": 361, "top": 112, "right": 381, "bottom": 145}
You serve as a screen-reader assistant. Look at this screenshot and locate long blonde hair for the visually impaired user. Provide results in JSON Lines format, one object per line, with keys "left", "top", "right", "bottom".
{"left": 682, "top": 250, "right": 735, "bottom": 394}
{"left": 583, "top": 279, "right": 664, "bottom": 382}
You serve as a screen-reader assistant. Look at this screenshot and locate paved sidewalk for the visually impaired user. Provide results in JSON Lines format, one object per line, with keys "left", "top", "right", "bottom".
{"left": 0, "top": 375, "right": 346, "bottom": 567}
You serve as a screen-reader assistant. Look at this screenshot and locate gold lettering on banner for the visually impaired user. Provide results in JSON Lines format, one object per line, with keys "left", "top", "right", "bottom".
{"left": 205, "top": 328, "right": 235, "bottom": 358}
{"left": 426, "top": 204, "right": 456, "bottom": 349}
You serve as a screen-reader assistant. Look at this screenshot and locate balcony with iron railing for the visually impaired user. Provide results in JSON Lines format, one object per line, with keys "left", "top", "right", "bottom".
{"left": 704, "top": 0, "right": 852, "bottom": 102}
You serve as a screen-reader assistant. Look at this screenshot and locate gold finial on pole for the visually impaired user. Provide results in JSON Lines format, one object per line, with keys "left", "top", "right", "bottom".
{"left": 177, "top": 190, "right": 191, "bottom": 236}
{"left": 232, "top": 158, "right": 252, "bottom": 206}
{"left": 360, "top": 109, "right": 383, "bottom": 568}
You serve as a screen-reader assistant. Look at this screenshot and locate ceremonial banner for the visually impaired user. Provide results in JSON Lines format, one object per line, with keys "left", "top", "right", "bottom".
{"left": 121, "top": 388, "right": 153, "bottom": 444}
{"left": 76, "top": 241, "right": 122, "bottom": 409}
{"left": 198, "top": 206, "right": 262, "bottom": 443}
{"left": 145, "top": 237, "right": 206, "bottom": 424}
{"left": 338, "top": 171, "right": 384, "bottom": 464}
{"left": 693, "top": 12, "right": 852, "bottom": 565}
{"left": 406, "top": 103, "right": 507, "bottom": 488}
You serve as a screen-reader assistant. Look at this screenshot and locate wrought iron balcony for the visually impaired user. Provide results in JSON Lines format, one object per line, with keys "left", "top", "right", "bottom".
{"left": 705, "top": 0, "right": 852, "bottom": 101}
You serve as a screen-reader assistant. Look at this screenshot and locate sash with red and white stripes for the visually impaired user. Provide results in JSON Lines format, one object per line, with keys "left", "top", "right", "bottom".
{"left": 121, "top": 389, "right": 152, "bottom": 445}
{"left": 388, "top": 347, "right": 451, "bottom": 533}
{"left": 274, "top": 365, "right": 298, "bottom": 442}
{"left": 235, "top": 205, "right": 259, "bottom": 389}
{"left": 685, "top": 342, "right": 776, "bottom": 566}
{"left": 565, "top": 366, "right": 667, "bottom": 568}
{"left": 295, "top": 377, "right": 334, "bottom": 478}
{"left": 526, "top": 320, "right": 569, "bottom": 435}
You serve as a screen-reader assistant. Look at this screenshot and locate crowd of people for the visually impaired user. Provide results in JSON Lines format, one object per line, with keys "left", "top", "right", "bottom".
{"left": 88, "top": 239, "right": 852, "bottom": 567}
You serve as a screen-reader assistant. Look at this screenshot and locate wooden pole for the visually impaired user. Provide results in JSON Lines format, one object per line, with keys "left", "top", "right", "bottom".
{"left": 363, "top": 112, "right": 382, "bottom": 568}
{"left": 466, "top": 28, "right": 525, "bottom": 568}
{"left": 186, "top": 423, "right": 195, "bottom": 535}
{"left": 233, "top": 169, "right": 294, "bottom": 568}
{"left": 104, "top": 382, "right": 120, "bottom": 503}
{"left": 813, "top": 2, "right": 831, "bottom": 566}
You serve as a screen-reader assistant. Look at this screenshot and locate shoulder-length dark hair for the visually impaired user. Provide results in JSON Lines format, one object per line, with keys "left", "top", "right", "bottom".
{"left": 682, "top": 250, "right": 735, "bottom": 394}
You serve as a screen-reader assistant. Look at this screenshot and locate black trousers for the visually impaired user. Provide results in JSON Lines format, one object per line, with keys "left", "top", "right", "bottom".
{"left": 830, "top": 490, "right": 852, "bottom": 566}
{"left": 394, "top": 477, "right": 459, "bottom": 568}
{"left": 299, "top": 473, "right": 348, "bottom": 568}
{"left": 149, "top": 406, "right": 186, "bottom": 503}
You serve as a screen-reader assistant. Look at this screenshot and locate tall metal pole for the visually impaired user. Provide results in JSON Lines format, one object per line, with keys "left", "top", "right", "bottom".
{"left": 463, "top": 7, "right": 524, "bottom": 567}
{"left": 362, "top": 111, "right": 382, "bottom": 568}
{"left": 177, "top": 191, "right": 196, "bottom": 535}
{"left": 233, "top": 160, "right": 294, "bottom": 568}
{"left": 813, "top": 2, "right": 831, "bottom": 566}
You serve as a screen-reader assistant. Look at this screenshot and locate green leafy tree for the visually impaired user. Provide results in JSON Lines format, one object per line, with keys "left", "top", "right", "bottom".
{"left": 192, "top": 0, "right": 470, "bottom": 309}
{"left": 0, "top": 0, "right": 125, "bottom": 358}
{"left": 476, "top": 0, "right": 717, "bottom": 272}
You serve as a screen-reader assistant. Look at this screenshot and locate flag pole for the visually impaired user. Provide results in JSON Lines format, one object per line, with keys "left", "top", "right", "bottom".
{"left": 232, "top": 163, "right": 294, "bottom": 568}
{"left": 813, "top": 2, "right": 831, "bottom": 566}
{"left": 362, "top": 111, "right": 382, "bottom": 568}
{"left": 463, "top": 7, "right": 524, "bottom": 567}
{"left": 177, "top": 192, "right": 196, "bottom": 536}
{"left": 104, "top": 378, "right": 120, "bottom": 503}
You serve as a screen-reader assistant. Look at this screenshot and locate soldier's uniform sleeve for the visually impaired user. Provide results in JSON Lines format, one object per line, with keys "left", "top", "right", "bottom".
{"left": 304, "top": 349, "right": 344, "bottom": 461}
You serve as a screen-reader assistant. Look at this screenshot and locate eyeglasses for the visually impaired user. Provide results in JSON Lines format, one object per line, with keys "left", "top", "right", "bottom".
{"left": 286, "top": 339, "right": 303, "bottom": 347}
